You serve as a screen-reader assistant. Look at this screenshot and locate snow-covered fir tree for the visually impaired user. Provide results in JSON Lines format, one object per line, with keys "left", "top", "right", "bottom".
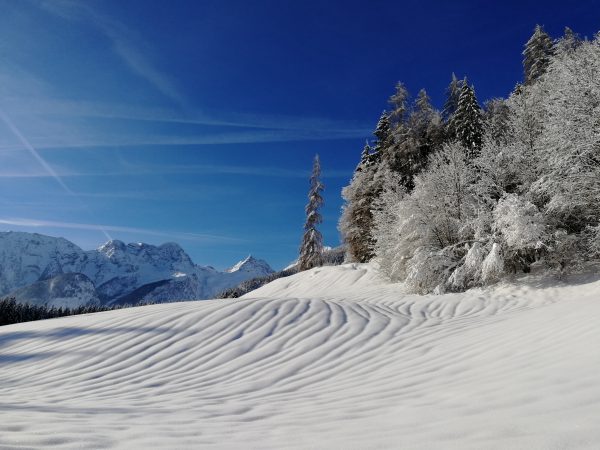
{"left": 340, "top": 111, "right": 396, "bottom": 263}
{"left": 409, "top": 89, "right": 445, "bottom": 177}
{"left": 340, "top": 144, "right": 381, "bottom": 262}
{"left": 523, "top": 24, "right": 554, "bottom": 85}
{"left": 450, "top": 81, "right": 483, "bottom": 158}
{"left": 373, "top": 112, "right": 392, "bottom": 153}
{"left": 388, "top": 81, "right": 409, "bottom": 126}
{"left": 443, "top": 73, "right": 464, "bottom": 122}
{"left": 299, "top": 155, "right": 325, "bottom": 271}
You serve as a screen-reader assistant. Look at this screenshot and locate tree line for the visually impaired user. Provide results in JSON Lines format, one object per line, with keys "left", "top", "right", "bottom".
{"left": 0, "top": 297, "right": 154, "bottom": 327}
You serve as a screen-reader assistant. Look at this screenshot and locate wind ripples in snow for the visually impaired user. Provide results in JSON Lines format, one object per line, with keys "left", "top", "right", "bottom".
{"left": 1, "top": 264, "right": 600, "bottom": 449}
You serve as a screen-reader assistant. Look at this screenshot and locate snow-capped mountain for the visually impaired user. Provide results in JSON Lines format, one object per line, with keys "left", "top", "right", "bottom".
{"left": 226, "top": 255, "right": 274, "bottom": 277}
{"left": 0, "top": 231, "right": 274, "bottom": 307}
{"left": 0, "top": 232, "right": 86, "bottom": 295}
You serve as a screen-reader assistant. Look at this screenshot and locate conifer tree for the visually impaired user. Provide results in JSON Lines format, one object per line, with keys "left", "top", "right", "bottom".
{"left": 443, "top": 73, "right": 464, "bottom": 122}
{"left": 407, "top": 89, "right": 443, "bottom": 179}
{"left": 373, "top": 112, "right": 392, "bottom": 152}
{"left": 299, "top": 154, "right": 324, "bottom": 271}
{"left": 388, "top": 82, "right": 410, "bottom": 126}
{"left": 340, "top": 144, "right": 380, "bottom": 262}
{"left": 450, "top": 81, "right": 483, "bottom": 158}
{"left": 359, "top": 141, "right": 379, "bottom": 169}
{"left": 523, "top": 25, "right": 554, "bottom": 85}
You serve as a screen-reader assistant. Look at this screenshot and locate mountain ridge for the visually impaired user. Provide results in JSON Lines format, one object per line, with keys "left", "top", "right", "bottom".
{"left": 0, "top": 231, "right": 274, "bottom": 307}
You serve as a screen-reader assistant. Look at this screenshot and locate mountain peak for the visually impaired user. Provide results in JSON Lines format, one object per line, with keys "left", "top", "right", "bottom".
{"left": 226, "top": 255, "right": 274, "bottom": 276}
{"left": 97, "top": 240, "right": 127, "bottom": 256}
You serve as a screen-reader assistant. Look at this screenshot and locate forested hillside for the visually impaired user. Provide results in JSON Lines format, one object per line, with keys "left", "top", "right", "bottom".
{"left": 340, "top": 26, "right": 600, "bottom": 293}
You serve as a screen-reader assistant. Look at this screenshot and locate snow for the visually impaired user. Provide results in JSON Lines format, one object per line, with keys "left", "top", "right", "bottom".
{"left": 2, "top": 263, "right": 600, "bottom": 449}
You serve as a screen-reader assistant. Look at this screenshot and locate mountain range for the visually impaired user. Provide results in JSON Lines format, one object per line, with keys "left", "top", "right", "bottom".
{"left": 0, "top": 231, "right": 273, "bottom": 307}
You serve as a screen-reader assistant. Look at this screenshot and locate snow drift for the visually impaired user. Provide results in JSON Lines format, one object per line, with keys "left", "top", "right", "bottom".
{"left": 1, "top": 264, "right": 600, "bottom": 449}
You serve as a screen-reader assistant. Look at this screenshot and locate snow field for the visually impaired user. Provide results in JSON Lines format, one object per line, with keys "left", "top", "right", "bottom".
{"left": 1, "top": 264, "right": 600, "bottom": 449}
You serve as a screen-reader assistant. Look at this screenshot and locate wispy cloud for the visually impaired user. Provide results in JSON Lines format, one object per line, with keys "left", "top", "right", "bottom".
{"left": 0, "top": 109, "right": 73, "bottom": 193}
{"left": 6, "top": 1, "right": 371, "bottom": 140}
{"left": 0, "top": 108, "right": 114, "bottom": 240}
{"left": 0, "top": 162, "right": 351, "bottom": 179}
{"left": 2, "top": 95, "right": 371, "bottom": 133}
{"left": 0, "top": 129, "right": 368, "bottom": 152}
{"left": 37, "top": 0, "right": 185, "bottom": 105}
{"left": 113, "top": 162, "right": 354, "bottom": 179}
{"left": 0, "top": 218, "right": 244, "bottom": 244}
{"left": 0, "top": 2, "right": 371, "bottom": 152}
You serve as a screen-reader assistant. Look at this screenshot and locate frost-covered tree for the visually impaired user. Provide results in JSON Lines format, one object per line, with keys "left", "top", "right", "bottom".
{"left": 382, "top": 89, "right": 446, "bottom": 192}
{"left": 523, "top": 25, "right": 554, "bottom": 85}
{"left": 340, "top": 144, "right": 381, "bottom": 262}
{"left": 372, "top": 170, "right": 406, "bottom": 278}
{"left": 299, "top": 155, "right": 324, "bottom": 271}
{"left": 388, "top": 81, "right": 410, "bottom": 126}
{"left": 493, "top": 194, "right": 546, "bottom": 273}
{"left": 356, "top": 26, "right": 600, "bottom": 291}
{"left": 443, "top": 73, "right": 464, "bottom": 122}
{"left": 407, "top": 89, "right": 445, "bottom": 179}
{"left": 450, "top": 81, "right": 483, "bottom": 158}
{"left": 374, "top": 112, "right": 393, "bottom": 153}
{"left": 373, "top": 143, "right": 478, "bottom": 291}
{"left": 483, "top": 98, "right": 511, "bottom": 145}
{"left": 531, "top": 35, "right": 600, "bottom": 236}
{"left": 556, "top": 27, "right": 581, "bottom": 54}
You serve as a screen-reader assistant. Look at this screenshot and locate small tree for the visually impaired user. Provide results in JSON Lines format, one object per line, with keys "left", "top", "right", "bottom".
{"left": 299, "top": 154, "right": 325, "bottom": 271}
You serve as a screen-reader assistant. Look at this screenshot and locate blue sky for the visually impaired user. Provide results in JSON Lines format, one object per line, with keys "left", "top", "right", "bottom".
{"left": 1, "top": 0, "right": 599, "bottom": 269}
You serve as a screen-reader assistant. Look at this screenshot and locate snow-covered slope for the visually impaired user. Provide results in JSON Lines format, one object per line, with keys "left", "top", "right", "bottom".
{"left": 0, "top": 231, "right": 273, "bottom": 306}
{"left": 10, "top": 273, "right": 100, "bottom": 308}
{"left": 2, "top": 263, "right": 600, "bottom": 449}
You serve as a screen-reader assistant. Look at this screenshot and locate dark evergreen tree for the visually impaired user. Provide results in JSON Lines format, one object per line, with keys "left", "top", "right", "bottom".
{"left": 523, "top": 25, "right": 554, "bottom": 85}
{"left": 405, "top": 89, "right": 444, "bottom": 183}
{"left": 359, "top": 142, "right": 379, "bottom": 169}
{"left": 374, "top": 111, "right": 398, "bottom": 172}
{"left": 340, "top": 144, "right": 381, "bottom": 263}
{"left": 450, "top": 81, "right": 483, "bottom": 158}
{"left": 299, "top": 154, "right": 324, "bottom": 271}
{"left": 373, "top": 112, "right": 392, "bottom": 152}
{"left": 443, "top": 73, "right": 464, "bottom": 122}
{"left": 388, "top": 82, "right": 410, "bottom": 126}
